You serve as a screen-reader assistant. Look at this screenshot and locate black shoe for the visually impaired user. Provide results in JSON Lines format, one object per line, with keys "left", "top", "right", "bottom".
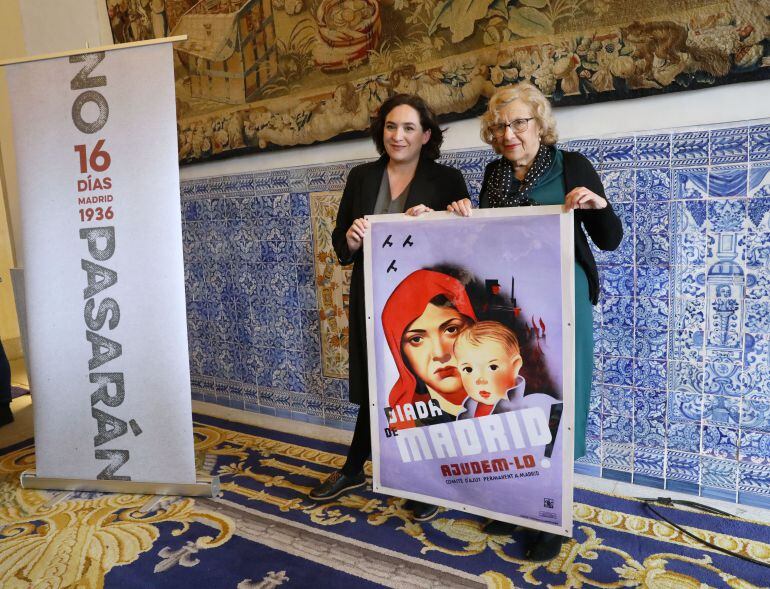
{"left": 524, "top": 531, "right": 568, "bottom": 562}
{"left": 308, "top": 470, "right": 366, "bottom": 501}
{"left": 0, "top": 404, "right": 12, "bottom": 428}
{"left": 483, "top": 519, "right": 519, "bottom": 535}
{"left": 405, "top": 499, "right": 439, "bottom": 522}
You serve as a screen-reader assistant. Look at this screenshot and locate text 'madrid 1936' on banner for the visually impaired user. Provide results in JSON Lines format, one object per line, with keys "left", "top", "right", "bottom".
{"left": 364, "top": 207, "right": 575, "bottom": 536}
{"left": 3, "top": 41, "right": 196, "bottom": 484}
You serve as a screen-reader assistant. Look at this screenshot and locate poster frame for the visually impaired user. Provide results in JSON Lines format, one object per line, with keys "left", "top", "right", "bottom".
{"left": 363, "top": 206, "right": 575, "bottom": 535}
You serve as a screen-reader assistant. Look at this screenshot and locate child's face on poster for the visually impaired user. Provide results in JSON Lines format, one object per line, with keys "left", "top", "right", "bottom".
{"left": 456, "top": 340, "right": 522, "bottom": 405}
{"left": 401, "top": 303, "right": 468, "bottom": 397}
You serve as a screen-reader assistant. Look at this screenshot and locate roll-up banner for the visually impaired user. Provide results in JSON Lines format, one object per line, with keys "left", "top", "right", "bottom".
{"left": 364, "top": 207, "right": 575, "bottom": 536}
{"left": 2, "top": 38, "right": 208, "bottom": 492}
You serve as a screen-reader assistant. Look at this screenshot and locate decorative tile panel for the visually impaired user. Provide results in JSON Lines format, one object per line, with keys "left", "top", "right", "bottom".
{"left": 672, "top": 131, "right": 709, "bottom": 166}
{"left": 636, "top": 134, "right": 670, "bottom": 168}
{"left": 701, "top": 456, "right": 738, "bottom": 491}
{"left": 309, "top": 191, "right": 351, "bottom": 378}
{"left": 182, "top": 120, "right": 770, "bottom": 506}
{"left": 709, "top": 128, "right": 748, "bottom": 165}
{"left": 581, "top": 119, "right": 770, "bottom": 506}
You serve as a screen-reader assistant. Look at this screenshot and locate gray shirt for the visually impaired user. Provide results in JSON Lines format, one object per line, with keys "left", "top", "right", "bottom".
{"left": 373, "top": 170, "right": 410, "bottom": 215}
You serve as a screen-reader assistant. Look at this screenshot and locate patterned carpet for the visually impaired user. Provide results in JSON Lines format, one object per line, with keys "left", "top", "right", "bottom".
{"left": 1, "top": 413, "right": 769, "bottom": 588}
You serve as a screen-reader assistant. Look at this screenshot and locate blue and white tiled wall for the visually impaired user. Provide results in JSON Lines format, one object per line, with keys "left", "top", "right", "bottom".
{"left": 574, "top": 122, "right": 770, "bottom": 508}
{"left": 181, "top": 120, "right": 770, "bottom": 507}
{"left": 182, "top": 165, "right": 361, "bottom": 429}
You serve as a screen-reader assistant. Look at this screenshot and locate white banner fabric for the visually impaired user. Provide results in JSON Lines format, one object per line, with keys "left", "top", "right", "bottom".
{"left": 5, "top": 42, "right": 195, "bottom": 483}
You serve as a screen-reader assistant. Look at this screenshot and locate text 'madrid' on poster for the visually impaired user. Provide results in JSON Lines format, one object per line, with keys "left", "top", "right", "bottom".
{"left": 4, "top": 41, "right": 196, "bottom": 484}
{"left": 364, "top": 207, "right": 575, "bottom": 536}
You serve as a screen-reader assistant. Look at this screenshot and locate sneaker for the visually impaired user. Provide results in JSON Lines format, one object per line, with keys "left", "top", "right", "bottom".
{"left": 0, "top": 404, "right": 12, "bottom": 428}
{"left": 405, "top": 499, "right": 439, "bottom": 522}
{"left": 308, "top": 470, "right": 366, "bottom": 501}
{"left": 524, "top": 531, "right": 568, "bottom": 562}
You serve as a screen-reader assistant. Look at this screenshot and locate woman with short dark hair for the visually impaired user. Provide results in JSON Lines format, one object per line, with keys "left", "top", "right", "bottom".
{"left": 308, "top": 94, "right": 469, "bottom": 522}
{"left": 369, "top": 93, "right": 445, "bottom": 161}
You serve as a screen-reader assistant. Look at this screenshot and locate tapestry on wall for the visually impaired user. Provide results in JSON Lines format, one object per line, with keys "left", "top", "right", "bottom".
{"left": 106, "top": 0, "right": 769, "bottom": 163}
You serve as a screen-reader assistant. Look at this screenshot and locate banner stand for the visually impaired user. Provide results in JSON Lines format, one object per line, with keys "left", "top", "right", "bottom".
{"left": 12, "top": 266, "right": 217, "bottom": 499}
{"left": 20, "top": 471, "right": 220, "bottom": 498}
{"left": 3, "top": 37, "right": 206, "bottom": 498}
{"left": 0, "top": 36, "right": 188, "bottom": 67}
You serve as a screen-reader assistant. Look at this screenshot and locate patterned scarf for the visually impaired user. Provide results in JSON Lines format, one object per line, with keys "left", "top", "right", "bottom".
{"left": 486, "top": 144, "right": 554, "bottom": 208}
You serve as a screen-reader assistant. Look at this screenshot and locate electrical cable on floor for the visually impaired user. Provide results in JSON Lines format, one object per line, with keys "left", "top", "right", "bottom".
{"left": 639, "top": 498, "right": 770, "bottom": 569}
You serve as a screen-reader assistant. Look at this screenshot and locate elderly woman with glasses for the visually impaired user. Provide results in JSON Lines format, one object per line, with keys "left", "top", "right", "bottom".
{"left": 450, "top": 81, "right": 623, "bottom": 561}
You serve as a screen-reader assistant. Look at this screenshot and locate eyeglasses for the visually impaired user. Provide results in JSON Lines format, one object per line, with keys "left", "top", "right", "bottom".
{"left": 491, "top": 118, "right": 535, "bottom": 136}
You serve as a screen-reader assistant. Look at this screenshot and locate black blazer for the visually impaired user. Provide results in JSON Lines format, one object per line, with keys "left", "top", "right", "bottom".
{"left": 479, "top": 150, "right": 623, "bottom": 304}
{"left": 333, "top": 155, "right": 470, "bottom": 405}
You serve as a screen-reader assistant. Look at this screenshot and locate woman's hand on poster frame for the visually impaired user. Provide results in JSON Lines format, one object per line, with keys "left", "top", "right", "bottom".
{"left": 564, "top": 187, "right": 607, "bottom": 210}
{"left": 405, "top": 204, "right": 434, "bottom": 216}
{"left": 447, "top": 198, "right": 472, "bottom": 217}
{"left": 346, "top": 217, "right": 369, "bottom": 253}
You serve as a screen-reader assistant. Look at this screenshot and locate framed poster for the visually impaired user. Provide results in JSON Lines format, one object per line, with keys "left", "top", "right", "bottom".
{"left": 364, "top": 207, "right": 575, "bottom": 535}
